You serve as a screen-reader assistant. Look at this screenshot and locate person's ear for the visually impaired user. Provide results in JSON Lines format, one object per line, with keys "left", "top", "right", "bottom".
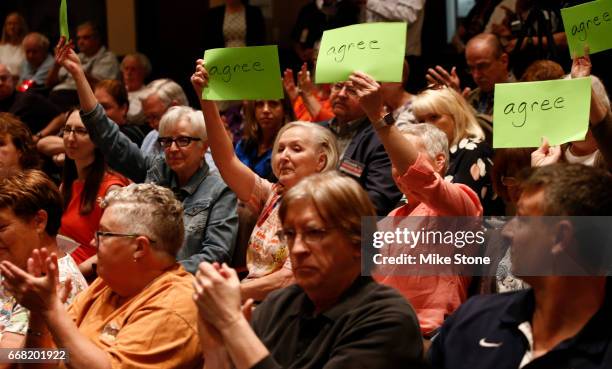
{"left": 32, "top": 209, "right": 48, "bottom": 234}
{"left": 316, "top": 152, "right": 327, "bottom": 172}
{"left": 551, "top": 220, "right": 574, "bottom": 255}
{"left": 434, "top": 153, "right": 446, "bottom": 174}
{"left": 133, "top": 236, "right": 151, "bottom": 261}
{"left": 500, "top": 52, "right": 509, "bottom": 67}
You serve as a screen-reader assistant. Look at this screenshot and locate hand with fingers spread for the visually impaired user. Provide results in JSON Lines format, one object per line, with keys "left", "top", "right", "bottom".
{"left": 349, "top": 71, "right": 385, "bottom": 123}
{"left": 193, "top": 262, "right": 243, "bottom": 330}
{"left": 297, "top": 62, "right": 315, "bottom": 95}
{"left": 426, "top": 65, "right": 461, "bottom": 92}
{"left": 531, "top": 137, "right": 561, "bottom": 167}
{"left": 0, "top": 248, "right": 63, "bottom": 315}
{"left": 282, "top": 68, "right": 299, "bottom": 101}
{"left": 191, "top": 59, "right": 210, "bottom": 99}
{"left": 55, "top": 36, "right": 83, "bottom": 77}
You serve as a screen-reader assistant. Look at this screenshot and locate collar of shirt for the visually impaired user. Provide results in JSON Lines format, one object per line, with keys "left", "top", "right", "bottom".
{"left": 170, "top": 162, "right": 210, "bottom": 201}
{"left": 286, "top": 276, "right": 375, "bottom": 321}
{"left": 79, "top": 46, "right": 108, "bottom": 66}
{"left": 328, "top": 117, "right": 368, "bottom": 139}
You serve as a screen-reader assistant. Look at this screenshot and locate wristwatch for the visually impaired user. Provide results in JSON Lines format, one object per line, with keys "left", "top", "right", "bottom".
{"left": 372, "top": 112, "right": 395, "bottom": 130}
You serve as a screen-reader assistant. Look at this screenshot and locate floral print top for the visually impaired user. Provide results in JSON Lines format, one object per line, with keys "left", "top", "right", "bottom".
{"left": 445, "top": 137, "right": 504, "bottom": 216}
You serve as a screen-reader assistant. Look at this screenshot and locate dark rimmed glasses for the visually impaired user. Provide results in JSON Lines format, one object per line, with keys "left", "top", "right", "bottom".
{"left": 157, "top": 136, "right": 201, "bottom": 149}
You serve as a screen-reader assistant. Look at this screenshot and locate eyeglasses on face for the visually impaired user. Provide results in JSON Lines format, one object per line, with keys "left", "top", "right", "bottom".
{"left": 501, "top": 176, "right": 518, "bottom": 187}
{"left": 276, "top": 227, "right": 334, "bottom": 246}
{"left": 157, "top": 136, "right": 201, "bottom": 149}
{"left": 62, "top": 126, "right": 89, "bottom": 137}
{"left": 94, "top": 231, "right": 156, "bottom": 247}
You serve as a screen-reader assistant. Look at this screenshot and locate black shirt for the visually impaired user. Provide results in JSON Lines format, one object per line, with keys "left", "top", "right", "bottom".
{"left": 429, "top": 279, "right": 612, "bottom": 369}
{"left": 251, "top": 276, "right": 424, "bottom": 369}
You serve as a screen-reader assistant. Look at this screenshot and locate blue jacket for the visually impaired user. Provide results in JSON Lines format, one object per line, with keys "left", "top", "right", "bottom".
{"left": 81, "top": 104, "right": 238, "bottom": 273}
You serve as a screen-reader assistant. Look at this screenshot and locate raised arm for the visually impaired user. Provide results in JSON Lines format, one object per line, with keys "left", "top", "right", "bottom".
{"left": 350, "top": 71, "right": 419, "bottom": 174}
{"left": 191, "top": 59, "right": 258, "bottom": 202}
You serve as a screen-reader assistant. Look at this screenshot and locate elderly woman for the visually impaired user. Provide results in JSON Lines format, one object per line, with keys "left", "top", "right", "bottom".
{"left": 0, "top": 113, "right": 39, "bottom": 172}
{"left": 194, "top": 172, "right": 423, "bottom": 369}
{"left": 0, "top": 170, "right": 87, "bottom": 351}
{"left": 121, "top": 53, "right": 152, "bottom": 125}
{"left": 0, "top": 183, "right": 203, "bottom": 369}
{"left": 351, "top": 71, "right": 483, "bottom": 336}
{"left": 192, "top": 59, "right": 338, "bottom": 302}
{"left": 55, "top": 38, "right": 238, "bottom": 273}
{"left": 410, "top": 86, "right": 502, "bottom": 215}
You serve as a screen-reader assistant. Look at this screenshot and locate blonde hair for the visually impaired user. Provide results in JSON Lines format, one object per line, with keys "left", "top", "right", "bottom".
{"left": 271, "top": 121, "right": 339, "bottom": 179}
{"left": 279, "top": 171, "right": 376, "bottom": 246}
{"left": 412, "top": 87, "right": 484, "bottom": 147}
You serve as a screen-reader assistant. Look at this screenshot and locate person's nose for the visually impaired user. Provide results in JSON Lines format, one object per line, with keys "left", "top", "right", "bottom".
{"left": 262, "top": 102, "right": 271, "bottom": 113}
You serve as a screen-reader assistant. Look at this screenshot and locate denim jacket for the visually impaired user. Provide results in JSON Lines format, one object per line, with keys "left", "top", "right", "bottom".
{"left": 81, "top": 104, "right": 238, "bottom": 273}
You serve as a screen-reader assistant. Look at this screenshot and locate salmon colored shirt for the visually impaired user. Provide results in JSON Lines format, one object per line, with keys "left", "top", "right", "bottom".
{"left": 375, "top": 154, "right": 483, "bottom": 335}
{"left": 66, "top": 264, "right": 203, "bottom": 369}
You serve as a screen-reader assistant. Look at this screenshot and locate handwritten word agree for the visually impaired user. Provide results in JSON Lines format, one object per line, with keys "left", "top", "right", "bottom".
{"left": 208, "top": 62, "right": 264, "bottom": 83}
{"left": 503, "top": 97, "right": 565, "bottom": 128}
{"left": 570, "top": 11, "right": 611, "bottom": 41}
{"left": 326, "top": 40, "right": 381, "bottom": 63}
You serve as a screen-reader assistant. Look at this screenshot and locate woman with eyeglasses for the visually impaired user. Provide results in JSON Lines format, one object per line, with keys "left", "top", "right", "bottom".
{"left": 57, "top": 108, "right": 129, "bottom": 278}
{"left": 192, "top": 59, "right": 339, "bottom": 302}
{"left": 53, "top": 38, "right": 238, "bottom": 274}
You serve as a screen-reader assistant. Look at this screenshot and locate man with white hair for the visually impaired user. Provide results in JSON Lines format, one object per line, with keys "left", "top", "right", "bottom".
{"left": 19, "top": 32, "right": 54, "bottom": 88}
{"left": 121, "top": 53, "right": 152, "bottom": 125}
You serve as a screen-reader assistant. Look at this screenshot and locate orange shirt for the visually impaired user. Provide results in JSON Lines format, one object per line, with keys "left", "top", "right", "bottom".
{"left": 60, "top": 172, "right": 129, "bottom": 264}
{"left": 293, "top": 94, "right": 334, "bottom": 122}
{"left": 67, "top": 264, "right": 202, "bottom": 369}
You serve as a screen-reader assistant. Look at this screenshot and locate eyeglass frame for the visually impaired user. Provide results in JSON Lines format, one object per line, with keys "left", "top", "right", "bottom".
{"left": 276, "top": 227, "right": 335, "bottom": 246}
{"left": 157, "top": 136, "right": 202, "bottom": 149}
{"left": 94, "top": 231, "right": 157, "bottom": 247}
{"left": 62, "top": 126, "right": 89, "bottom": 137}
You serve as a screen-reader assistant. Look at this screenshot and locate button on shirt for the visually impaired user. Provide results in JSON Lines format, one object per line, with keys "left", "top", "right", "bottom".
{"left": 429, "top": 279, "right": 612, "bottom": 369}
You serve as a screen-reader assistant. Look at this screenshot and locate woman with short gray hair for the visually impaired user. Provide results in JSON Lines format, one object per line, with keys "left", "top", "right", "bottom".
{"left": 54, "top": 38, "right": 238, "bottom": 274}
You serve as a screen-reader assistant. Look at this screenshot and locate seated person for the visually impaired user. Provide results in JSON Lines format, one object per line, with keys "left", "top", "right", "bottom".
{"left": 46, "top": 21, "right": 119, "bottom": 111}
{"left": 0, "top": 113, "right": 40, "bottom": 172}
{"left": 55, "top": 109, "right": 129, "bottom": 277}
{"left": 19, "top": 32, "right": 55, "bottom": 88}
{"left": 0, "top": 170, "right": 87, "bottom": 352}
{"left": 351, "top": 71, "right": 483, "bottom": 335}
{"left": 55, "top": 38, "right": 238, "bottom": 272}
{"left": 0, "top": 63, "right": 61, "bottom": 135}
{"left": 0, "top": 183, "right": 203, "bottom": 369}
{"left": 194, "top": 172, "right": 424, "bottom": 369}
{"left": 429, "top": 164, "right": 612, "bottom": 369}
{"left": 192, "top": 59, "right": 339, "bottom": 301}
{"left": 121, "top": 53, "right": 152, "bottom": 125}
{"left": 236, "top": 97, "right": 295, "bottom": 181}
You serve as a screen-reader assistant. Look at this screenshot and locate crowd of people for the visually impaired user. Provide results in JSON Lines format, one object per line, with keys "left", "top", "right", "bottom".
{"left": 0, "top": 0, "right": 610, "bottom": 368}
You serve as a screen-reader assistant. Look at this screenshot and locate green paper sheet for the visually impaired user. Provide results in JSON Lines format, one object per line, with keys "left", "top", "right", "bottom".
{"left": 493, "top": 78, "right": 591, "bottom": 148}
{"left": 561, "top": 0, "right": 612, "bottom": 56}
{"left": 202, "top": 45, "right": 283, "bottom": 101}
{"left": 60, "top": 0, "right": 69, "bottom": 40}
{"left": 315, "top": 22, "right": 406, "bottom": 83}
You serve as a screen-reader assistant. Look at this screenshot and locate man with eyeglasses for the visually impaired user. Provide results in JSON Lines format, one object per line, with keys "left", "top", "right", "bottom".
{"left": 426, "top": 33, "right": 514, "bottom": 117}
{"left": 320, "top": 80, "right": 402, "bottom": 216}
{"left": 1, "top": 183, "right": 204, "bottom": 369}
{"left": 46, "top": 21, "right": 120, "bottom": 111}
{"left": 54, "top": 38, "right": 238, "bottom": 273}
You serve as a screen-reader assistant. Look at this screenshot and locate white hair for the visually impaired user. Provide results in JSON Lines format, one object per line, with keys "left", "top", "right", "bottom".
{"left": 398, "top": 123, "right": 449, "bottom": 173}
{"left": 158, "top": 106, "right": 207, "bottom": 141}
{"left": 141, "top": 79, "right": 188, "bottom": 107}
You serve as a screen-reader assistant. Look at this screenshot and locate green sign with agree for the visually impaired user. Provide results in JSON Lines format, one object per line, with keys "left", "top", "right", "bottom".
{"left": 315, "top": 22, "right": 407, "bottom": 83}
{"left": 493, "top": 78, "right": 591, "bottom": 148}
{"left": 202, "top": 45, "right": 283, "bottom": 101}
{"left": 60, "top": 0, "right": 69, "bottom": 40}
{"left": 561, "top": 0, "right": 612, "bottom": 56}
